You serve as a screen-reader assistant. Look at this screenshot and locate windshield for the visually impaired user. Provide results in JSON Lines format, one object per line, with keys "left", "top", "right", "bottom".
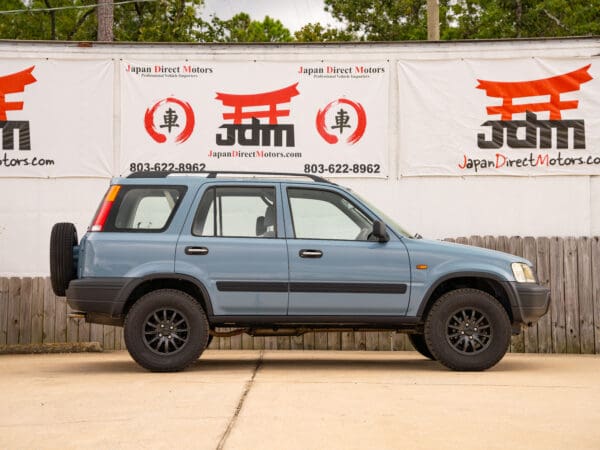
{"left": 349, "top": 189, "right": 414, "bottom": 238}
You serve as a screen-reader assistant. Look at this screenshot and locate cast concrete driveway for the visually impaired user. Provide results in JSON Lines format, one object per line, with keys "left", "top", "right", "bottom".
{"left": 1, "top": 351, "right": 599, "bottom": 449}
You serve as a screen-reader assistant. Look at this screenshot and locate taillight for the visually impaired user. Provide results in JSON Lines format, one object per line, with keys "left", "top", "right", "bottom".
{"left": 90, "top": 185, "right": 121, "bottom": 231}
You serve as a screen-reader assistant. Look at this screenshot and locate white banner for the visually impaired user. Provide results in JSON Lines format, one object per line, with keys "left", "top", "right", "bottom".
{"left": 121, "top": 60, "right": 389, "bottom": 177}
{"left": 0, "top": 59, "right": 113, "bottom": 177}
{"left": 398, "top": 58, "right": 600, "bottom": 176}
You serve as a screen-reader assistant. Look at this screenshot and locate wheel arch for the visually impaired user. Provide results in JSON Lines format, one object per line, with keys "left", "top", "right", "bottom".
{"left": 117, "top": 273, "right": 214, "bottom": 317}
{"left": 417, "top": 272, "right": 515, "bottom": 323}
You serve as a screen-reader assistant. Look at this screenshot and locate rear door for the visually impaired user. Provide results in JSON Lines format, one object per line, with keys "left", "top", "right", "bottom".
{"left": 175, "top": 182, "right": 289, "bottom": 316}
{"left": 283, "top": 185, "right": 411, "bottom": 316}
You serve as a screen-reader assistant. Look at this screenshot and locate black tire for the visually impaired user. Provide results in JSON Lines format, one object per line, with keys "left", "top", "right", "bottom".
{"left": 124, "top": 289, "right": 209, "bottom": 372}
{"left": 408, "top": 334, "right": 435, "bottom": 360}
{"left": 49, "top": 222, "right": 78, "bottom": 297}
{"left": 424, "top": 288, "right": 511, "bottom": 371}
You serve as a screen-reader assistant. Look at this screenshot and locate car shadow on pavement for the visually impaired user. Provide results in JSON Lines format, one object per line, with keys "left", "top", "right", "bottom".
{"left": 53, "top": 352, "right": 540, "bottom": 374}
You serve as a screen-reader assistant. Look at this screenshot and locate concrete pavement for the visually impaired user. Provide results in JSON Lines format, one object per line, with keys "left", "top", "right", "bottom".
{"left": 1, "top": 351, "right": 599, "bottom": 449}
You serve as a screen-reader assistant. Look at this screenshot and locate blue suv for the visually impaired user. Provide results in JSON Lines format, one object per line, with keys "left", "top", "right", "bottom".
{"left": 50, "top": 171, "right": 550, "bottom": 372}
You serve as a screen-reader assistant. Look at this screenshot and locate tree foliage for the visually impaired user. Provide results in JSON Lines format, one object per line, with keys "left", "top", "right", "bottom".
{"left": 0, "top": 1, "right": 293, "bottom": 43}
{"left": 447, "top": 0, "right": 600, "bottom": 39}
{"left": 202, "top": 13, "right": 292, "bottom": 43}
{"left": 0, "top": 0, "right": 598, "bottom": 42}
{"left": 294, "top": 22, "right": 356, "bottom": 42}
{"left": 324, "top": 0, "right": 600, "bottom": 41}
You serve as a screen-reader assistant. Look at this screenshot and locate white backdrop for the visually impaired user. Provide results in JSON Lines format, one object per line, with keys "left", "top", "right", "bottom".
{"left": 0, "top": 59, "right": 113, "bottom": 178}
{"left": 398, "top": 58, "right": 600, "bottom": 176}
{"left": 121, "top": 60, "right": 389, "bottom": 177}
{"left": 0, "top": 39, "right": 599, "bottom": 276}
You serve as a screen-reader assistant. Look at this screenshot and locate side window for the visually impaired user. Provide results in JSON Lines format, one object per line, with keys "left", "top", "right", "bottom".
{"left": 192, "top": 186, "right": 277, "bottom": 238}
{"left": 288, "top": 188, "right": 373, "bottom": 241}
{"left": 110, "top": 186, "right": 185, "bottom": 232}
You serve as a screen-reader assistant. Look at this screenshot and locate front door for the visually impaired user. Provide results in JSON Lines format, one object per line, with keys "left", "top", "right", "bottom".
{"left": 176, "top": 183, "right": 289, "bottom": 316}
{"left": 283, "top": 186, "right": 411, "bottom": 316}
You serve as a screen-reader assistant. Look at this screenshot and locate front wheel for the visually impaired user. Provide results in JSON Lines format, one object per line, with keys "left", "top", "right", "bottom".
{"left": 124, "top": 289, "right": 209, "bottom": 372}
{"left": 424, "top": 289, "right": 511, "bottom": 371}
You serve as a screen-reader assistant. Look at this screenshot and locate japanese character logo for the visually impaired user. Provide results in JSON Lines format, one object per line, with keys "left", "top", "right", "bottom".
{"left": 316, "top": 98, "right": 366, "bottom": 145}
{"left": 476, "top": 64, "right": 592, "bottom": 150}
{"left": 144, "top": 97, "right": 195, "bottom": 144}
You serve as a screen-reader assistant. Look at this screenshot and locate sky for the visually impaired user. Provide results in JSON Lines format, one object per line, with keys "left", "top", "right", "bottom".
{"left": 201, "top": 0, "right": 340, "bottom": 32}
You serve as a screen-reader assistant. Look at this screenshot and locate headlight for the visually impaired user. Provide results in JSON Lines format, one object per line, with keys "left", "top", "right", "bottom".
{"left": 512, "top": 263, "right": 537, "bottom": 283}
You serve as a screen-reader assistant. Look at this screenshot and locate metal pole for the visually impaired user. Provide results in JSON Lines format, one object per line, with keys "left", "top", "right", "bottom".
{"left": 97, "top": 0, "right": 114, "bottom": 41}
{"left": 427, "top": 0, "right": 440, "bottom": 41}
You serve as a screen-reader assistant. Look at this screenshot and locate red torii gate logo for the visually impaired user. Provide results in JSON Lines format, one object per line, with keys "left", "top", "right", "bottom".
{"left": 0, "top": 66, "right": 37, "bottom": 150}
{"left": 476, "top": 64, "right": 592, "bottom": 149}
{"left": 215, "top": 83, "right": 299, "bottom": 147}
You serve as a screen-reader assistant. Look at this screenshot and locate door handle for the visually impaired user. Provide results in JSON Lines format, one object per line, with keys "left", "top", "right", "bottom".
{"left": 185, "top": 246, "right": 209, "bottom": 256}
{"left": 299, "top": 249, "right": 323, "bottom": 258}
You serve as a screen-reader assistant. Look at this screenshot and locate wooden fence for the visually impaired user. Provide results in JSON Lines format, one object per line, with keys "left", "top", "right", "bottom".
{"left": 1, "top": 236, "right": 599, "bottom": 353}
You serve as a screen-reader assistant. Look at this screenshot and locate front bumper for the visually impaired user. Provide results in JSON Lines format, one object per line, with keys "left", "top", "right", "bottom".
{"left": 508, "top": 282, "right": 551, "bottom": 325}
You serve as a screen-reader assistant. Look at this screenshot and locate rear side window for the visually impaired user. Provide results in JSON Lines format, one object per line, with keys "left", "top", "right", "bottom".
{"left": 105, "top": 186, "right": 186, "bottom": 232}
{"left": 192, "top": 186, "right": 276, "bottom": 238}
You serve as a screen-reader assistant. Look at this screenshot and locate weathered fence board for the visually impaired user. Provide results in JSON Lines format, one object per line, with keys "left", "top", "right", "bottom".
{"left": 1, "top": 236, "right": 599, "bottom": 353}
{"left": 549, "top": 238, "right": 567, "bottom": 353}
{"left": 7, "top": 278, "right": 21, "bottom": 345}
{"left": 535, "top": 238, "right": 552, "bottom": 353}
{"left": 593, "top": 238, "right": 600, "bottom": 353}
{"left": 42, "top": 278, "right": 55, "bottom": 343}
{"left": 563, "top": 237, "right": 580, "bottom": 353}
{"left": 577, "top": 238, "right": 595, "bottom": 354}
{"left": 522, "top": 237, "right": 538, "bottom": 353}
{"left": 0, "top": 278, "right": 8, "bottom": 345}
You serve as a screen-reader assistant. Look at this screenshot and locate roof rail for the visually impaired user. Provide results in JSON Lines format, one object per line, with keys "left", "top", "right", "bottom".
{"left": 126, "top": 170, "right": 332, "bottom": 184}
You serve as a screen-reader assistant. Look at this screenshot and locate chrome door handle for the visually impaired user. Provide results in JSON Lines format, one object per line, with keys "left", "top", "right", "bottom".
{"left": 299, "top": 249, "right": 323, "bottom": 258}
{"left": 185, "top": 246, "right": 209, "bottom": 256}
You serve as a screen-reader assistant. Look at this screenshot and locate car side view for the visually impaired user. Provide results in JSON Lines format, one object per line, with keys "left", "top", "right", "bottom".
{"left": 50, "top": 171, "right": 550, "bottom": 372}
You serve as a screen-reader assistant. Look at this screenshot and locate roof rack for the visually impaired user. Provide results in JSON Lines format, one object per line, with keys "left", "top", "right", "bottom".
{"left": 126, "top": 170, "right": 332, "bottom": 184}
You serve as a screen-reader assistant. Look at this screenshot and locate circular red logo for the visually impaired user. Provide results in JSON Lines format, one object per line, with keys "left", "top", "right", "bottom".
{"left": 315, "top": 98, "right": 366, "bottom": 145}
{"left": 144, "top": 97, "right": 195, "bottom": 144}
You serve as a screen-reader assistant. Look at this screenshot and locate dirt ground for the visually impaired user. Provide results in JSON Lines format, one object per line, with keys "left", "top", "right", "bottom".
{"left": 1, "top": 350, "right": 599, "bottom": 449}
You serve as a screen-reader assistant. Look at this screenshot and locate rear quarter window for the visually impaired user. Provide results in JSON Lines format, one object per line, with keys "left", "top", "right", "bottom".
{"left": 105, "top": 186, "right": 186, "bottom": 232}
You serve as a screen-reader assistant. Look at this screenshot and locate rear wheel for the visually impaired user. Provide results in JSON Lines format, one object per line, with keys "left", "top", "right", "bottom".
{"left": 408, "top": 334, "right": 435, "bottom": 360}
{"left": 49, "top": 222, "right": 78, "bottom": 296}
{"left": 124, "top": 289, "right": 209, "bottom": 372}
{"left": 424, "top": 288, "right": 511, "bottom": 371}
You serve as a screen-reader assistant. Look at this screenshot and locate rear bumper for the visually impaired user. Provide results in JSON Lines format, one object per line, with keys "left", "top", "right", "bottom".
{"left": 508, "top": 282, "right": 551, "bottom": 325}
{"left": 66, "top": 278, "right": 128, "bottom": 315}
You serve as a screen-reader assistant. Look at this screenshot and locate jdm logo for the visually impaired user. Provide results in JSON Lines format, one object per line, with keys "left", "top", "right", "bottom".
{"left": 316, "top": 98, "right": 366, "bottom": 145}
{"left": 0, "top": 66, "right": 36, "bottom": 150}
{"left": 476, "top": 64, "right": 592, "bottom": 150}
{"left": 215, "top": 83, "right": 299, "bottom": 147}
{"left": 144, "top": 97, "right": 195, "bottom": 144}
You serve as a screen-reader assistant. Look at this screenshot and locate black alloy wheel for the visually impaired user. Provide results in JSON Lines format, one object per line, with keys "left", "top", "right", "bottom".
{"left": 424, "top": 288, "right": 511, "bottom": 371}
{"left": 445, "top": 307, "right": 492, "bottom": 355}
{"left": 124, "top": 289, "right": 209, "bottom": 372}
{"left": 143, "top": 308, "right": 190, "bottom": 356}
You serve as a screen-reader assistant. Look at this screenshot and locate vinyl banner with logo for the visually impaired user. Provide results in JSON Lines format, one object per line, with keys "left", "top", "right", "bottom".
{"left": 0, "top": 59, "right": 113, "bottom": 177}
{"left": 397, "top": 58, "right": 600, "bottom": 176}
{"left": 120, "top": 60, "right": 389, "bottom": 177}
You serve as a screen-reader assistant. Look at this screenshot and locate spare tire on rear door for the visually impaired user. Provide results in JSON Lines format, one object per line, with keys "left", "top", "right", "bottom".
{"left": 50, "top": 222, "right": 78, "bottom": 297}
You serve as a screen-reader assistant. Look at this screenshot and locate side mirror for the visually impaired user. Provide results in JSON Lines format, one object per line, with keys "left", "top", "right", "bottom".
{"left": 372, "top": 220, "right": 389, "bottom": 243}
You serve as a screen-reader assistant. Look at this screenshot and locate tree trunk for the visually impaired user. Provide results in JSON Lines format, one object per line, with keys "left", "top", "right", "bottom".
{"left": 97, "top": 0, "right": 114, "bottom": 41}
{"left": 427, "top": 0, "right": 440, "bottom": 41}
